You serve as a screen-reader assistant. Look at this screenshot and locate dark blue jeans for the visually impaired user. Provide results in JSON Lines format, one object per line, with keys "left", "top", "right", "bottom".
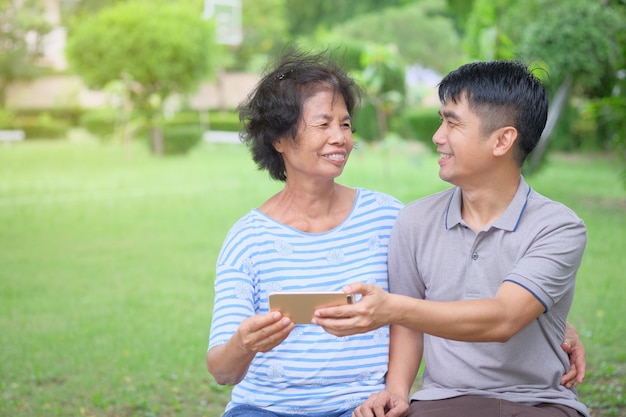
{"left": 222, "top": 404, "right": 355, "bottom": 417}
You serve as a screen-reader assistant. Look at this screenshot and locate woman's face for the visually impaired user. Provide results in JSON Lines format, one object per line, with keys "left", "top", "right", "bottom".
{"left": 274, "top": 88, "right": 354, "bottom": 183}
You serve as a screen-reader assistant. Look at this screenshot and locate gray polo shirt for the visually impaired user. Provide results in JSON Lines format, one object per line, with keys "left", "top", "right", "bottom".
{"left": 388, "top": 176, "right": 589, "bottom": 416}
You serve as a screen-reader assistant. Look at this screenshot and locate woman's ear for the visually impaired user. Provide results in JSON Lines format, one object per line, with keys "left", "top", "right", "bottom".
{"left": 493, "top": 126, "right": 518, "bottom": 157}
{"left": 273, "top": 138, "right": 284, "bottom": 153}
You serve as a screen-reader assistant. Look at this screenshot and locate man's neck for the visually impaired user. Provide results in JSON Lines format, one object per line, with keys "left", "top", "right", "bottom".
{"left": 460, "top": 174, "right": 521, "bottom": 232}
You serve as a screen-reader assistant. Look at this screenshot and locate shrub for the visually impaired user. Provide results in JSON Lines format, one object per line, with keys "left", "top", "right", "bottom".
{"left": 16, "top": 108, "right": 83, "bottom": 126}
{"left": 165, "top": 111, "right": 203, "bottom": 127}
{"left": 353, "top": 103, "right": 380, "bottom": 142}
{"left": 15, "top": 113, "right": 70, "bottom": 139}
{"left": 79, "top": 108, "right": 118, "bottom": 139}
{"left": 396, "top": 106, "right": 440, "bottom": 149}
{"left": 0, "top": 109, "right": 17, "bottom": 129}
{"left": 163, "top": 110, "right": 240, "bottom": 132}
{"left": 205, "top": 111, "right": 240, "bottom": 132}
{"left": 1, "top": 110, "right": 73, "bottom": 139}
{"left": 161, "top": 125, "right": 203, "bottom": 155}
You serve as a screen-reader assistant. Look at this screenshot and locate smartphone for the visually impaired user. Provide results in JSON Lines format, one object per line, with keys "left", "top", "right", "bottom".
{"left": 268, "top": 291, "right": 355, "bottom": 324}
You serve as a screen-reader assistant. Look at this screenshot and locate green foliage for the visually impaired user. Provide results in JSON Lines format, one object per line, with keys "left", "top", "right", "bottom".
{"left": 519, "top": 1, "right": 623, "bottom": 93}
{"left": 79, "top": 108, "right": 118, "bottom": 139}
{"left": 0, "top": 108, "right": 17, "bottom": 128}
{"left": 0, "top": 0, "right": 52, "bottom": 105}
{"left": 358, "top": 44, "right": 406, "bottom": 97}
{"left": 294, "top": 36, "right": 364, "bottom": 73}
{"left": 588, "top": 93, "right": 626, "bottom": 188}
{"left": 329, "top": 0, "right": 464, "bottom": 73}
{"left": 395, "top": 106, "right": 440, "bottom": 148}
{"left": 66, "top": 2, "right": 217, "bottom": 96}
{"left": 14, "top": 113, "right": 70, "bottom": 139}
{"left": 206, "top": 111, "right": 241, "bottom": 132}
{"left": 160, "top": 110, "right": 241, "bottom": 132}
{"left": 160, "top": 125, "right": 203, "bottom": 156}
{"left": 161, "top": 111, "right": 241, "bottom": 133}
{"left": 546, "top": 103, "right": 590, "bottom": 153}
{"left": 444, "top": 0, "right": 476, "bottom": 33}
{"left": 66, "top": 0, "right": 219, "bottom": 154}
{"left": 578, "top": 363, "right": 626, "bottom": 416}
{"left": 284, "top": 0, "right": 407, "bottom": 38}
{"left": 16, "top": 107, "right": 83, "bottom": 126}
{"left": 352, "top": 43, "right": 407, "bottom": 140}
{"left": 60, "top": 0, "right": 123, "bottom": 23}
{"left": 463, "top": 0, "right": 625, "bottom": 170}
{"left": 230, "top": 0, "right": 290, "bottom": 72}
{"left": 353, "top": 103, "right": 379, "bottom": 142}
{"left": 462, "top": 0, "right": 525, "bottom": 60}
{"left": 1, "top": 109, "right": 76, "bottom": 139}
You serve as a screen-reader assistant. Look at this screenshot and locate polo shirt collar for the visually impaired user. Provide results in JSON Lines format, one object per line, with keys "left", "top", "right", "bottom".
{"left": 445, "top": 175, "right": 531, "bottom": 232}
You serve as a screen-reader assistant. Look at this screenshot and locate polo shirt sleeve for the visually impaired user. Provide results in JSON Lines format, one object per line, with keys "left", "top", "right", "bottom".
{"left": 505, "top": 197, "right": 587, "bottom": 312}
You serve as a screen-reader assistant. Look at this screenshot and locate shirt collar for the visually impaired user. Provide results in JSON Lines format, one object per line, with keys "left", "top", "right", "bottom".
{"left": 445, "top": 175, "right": 531, "bottom": 232}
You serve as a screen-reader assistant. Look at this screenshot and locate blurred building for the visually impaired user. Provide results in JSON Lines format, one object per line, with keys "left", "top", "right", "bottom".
{"left": 7, "top": 0, "right": 255, "bottom": 111}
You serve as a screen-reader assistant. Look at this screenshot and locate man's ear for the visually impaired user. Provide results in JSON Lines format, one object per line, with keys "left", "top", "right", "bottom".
{"left": 493, "top": 126, "right": 518, "bottom": 157}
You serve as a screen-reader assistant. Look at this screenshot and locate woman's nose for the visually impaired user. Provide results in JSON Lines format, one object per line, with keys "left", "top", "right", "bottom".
{"left": 329, "top": 125, "right": 348, "bottom": 145}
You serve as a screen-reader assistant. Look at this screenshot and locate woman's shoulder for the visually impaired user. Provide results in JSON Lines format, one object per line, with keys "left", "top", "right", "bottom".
{"left": 223, "top": 209, "right": 274, "bottom": 239}
{"left": 356, "top": 187, "right": 405, "bottom": 210}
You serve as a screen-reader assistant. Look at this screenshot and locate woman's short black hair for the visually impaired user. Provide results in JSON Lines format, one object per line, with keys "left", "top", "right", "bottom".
{"left": 238, "top": 47, "right": 360, "bottom": 181}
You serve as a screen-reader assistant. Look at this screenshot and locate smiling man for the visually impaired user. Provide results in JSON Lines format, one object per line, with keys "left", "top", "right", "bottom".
{"left": 314, "top": 61, "right": 589, "bottom": 417}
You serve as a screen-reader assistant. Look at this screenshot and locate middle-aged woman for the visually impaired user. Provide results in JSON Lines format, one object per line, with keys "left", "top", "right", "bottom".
{"left": 207, "top": 48, "right": 404, "bottom": 417}
{"left": 206, "top": 48, "right": 586, "bottom": 417}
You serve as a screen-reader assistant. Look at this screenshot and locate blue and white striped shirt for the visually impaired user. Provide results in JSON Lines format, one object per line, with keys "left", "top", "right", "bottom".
{"left": 209, "top": 188, "right": 403, "bottom": 414}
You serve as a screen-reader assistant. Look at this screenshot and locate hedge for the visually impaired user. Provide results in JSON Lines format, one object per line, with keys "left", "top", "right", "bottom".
{"left": 395, "top": 106, "right": 440, "bottom": 149}
{"left": 14, "top": 113, "right": 70, "bottom": 139}
{"left": 160, "top": 124, "right": 203, "bottom": 155}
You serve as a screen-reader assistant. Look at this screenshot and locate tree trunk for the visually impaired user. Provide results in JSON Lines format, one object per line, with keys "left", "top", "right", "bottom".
{"left": 528, "top": 74, "right": 573, "bottom": 171}
{"left": 150, "top": 126, "right": 164, "bottom": 155}
{"left": 376, "top": 104, "right": 387, "bottom": 141}
{"left": 0, "top": 78, "right": 7, "bottom": 108}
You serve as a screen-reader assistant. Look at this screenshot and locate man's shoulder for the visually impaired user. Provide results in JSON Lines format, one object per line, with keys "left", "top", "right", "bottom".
{"left": 390, "top": 188, "right": 455, "bottom": 232}
{"left": 526, "top": 189, "right": 585, "bottom": 225}
{"left": 400, "top": 187, "right": 455, "bottom": 215}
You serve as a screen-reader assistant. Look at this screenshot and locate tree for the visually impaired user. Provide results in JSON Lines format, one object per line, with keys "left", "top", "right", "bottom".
{"left": 518, "top": 0, "right": 623, "bottom": 171}
{"left": 284, "top": 0, "right": 409, "bottom": 38}
{"left": 0, "top": 0, "right": 52, "bottom": 106}
{"left": 354, "top": 43, "right": 406, "bottom": 141}
{"left": 444, "top": 0, "right": 476, "bottom": 34}
{"left": 65, "top": 1, "right": 218, "bottom": 154}
{"left": 461, "top": 0, "right": 517, "bottom": 61}
{"left": 463, "top": 0, "right": 624, "bottom": 172}
{"left": 228, "top": 0, "right": 289, "bottom": 72}
{"left": 329, "top": 0, "right": 464, "bottom": 74}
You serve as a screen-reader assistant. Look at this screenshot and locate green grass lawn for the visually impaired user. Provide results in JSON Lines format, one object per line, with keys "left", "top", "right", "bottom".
{"left": 0, "top": 138, "right": 624, "bottom": 416}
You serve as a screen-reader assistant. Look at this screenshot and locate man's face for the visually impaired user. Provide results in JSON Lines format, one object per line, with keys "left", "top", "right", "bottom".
{"left": 432, "top": 95, "right": 496, "bottom": 187}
